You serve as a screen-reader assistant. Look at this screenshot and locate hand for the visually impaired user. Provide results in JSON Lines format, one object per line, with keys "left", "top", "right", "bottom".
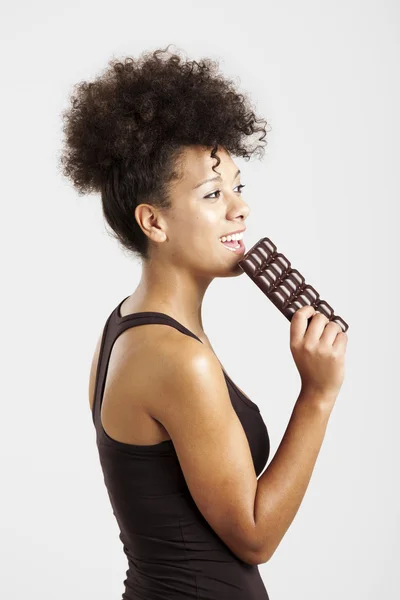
{"left": 289, "top": 305, "right": 348, "bottom": 404}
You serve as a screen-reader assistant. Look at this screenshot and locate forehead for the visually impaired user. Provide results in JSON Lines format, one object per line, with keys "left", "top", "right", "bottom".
{"left": 176, "top": 145, "right": 236, "bottom": 184}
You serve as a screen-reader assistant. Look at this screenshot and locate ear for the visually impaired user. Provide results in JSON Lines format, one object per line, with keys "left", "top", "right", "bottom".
{"left": 134, "top": 204, "right": 167, "bottom": 243}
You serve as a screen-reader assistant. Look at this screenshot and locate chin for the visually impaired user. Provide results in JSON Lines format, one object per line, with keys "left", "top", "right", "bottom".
{"left": 215, "top": 261, "right": 244, "bottom": 279}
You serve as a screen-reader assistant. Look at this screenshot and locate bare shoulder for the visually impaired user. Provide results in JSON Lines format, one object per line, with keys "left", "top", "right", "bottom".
{"left": 87, "top": 322, "right": 204, "bottom": 413}
{"left": 142, "top": 328, "right": 217, "bottom": 404}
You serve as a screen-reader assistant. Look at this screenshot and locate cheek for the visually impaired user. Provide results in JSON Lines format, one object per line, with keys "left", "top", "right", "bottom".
{"left": 168, "top": 205, "right": 221, "bottom": 250}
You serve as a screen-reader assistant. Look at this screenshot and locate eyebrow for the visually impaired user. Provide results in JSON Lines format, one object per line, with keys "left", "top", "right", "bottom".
{"left": 193, "top": 168, "right": 241, "bottom": 190}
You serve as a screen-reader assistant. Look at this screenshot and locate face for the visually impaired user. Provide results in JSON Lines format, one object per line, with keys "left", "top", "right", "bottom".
{"left": 140, "top": 145, "right": 250, "bottom": 279}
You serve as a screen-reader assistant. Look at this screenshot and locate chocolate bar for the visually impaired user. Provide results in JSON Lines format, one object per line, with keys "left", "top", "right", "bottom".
{"left": 238, "top": 237, "right": 349, "bottom": 333}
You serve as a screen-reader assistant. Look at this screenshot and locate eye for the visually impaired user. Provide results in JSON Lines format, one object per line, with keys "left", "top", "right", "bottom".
{"left": 204, "top": 184, "right": 246, "bottom": 199}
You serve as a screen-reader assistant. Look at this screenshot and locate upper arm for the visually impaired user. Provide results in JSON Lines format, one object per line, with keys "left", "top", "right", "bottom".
{"left": 147, "top": 339, "right": 261, "bottom": 565}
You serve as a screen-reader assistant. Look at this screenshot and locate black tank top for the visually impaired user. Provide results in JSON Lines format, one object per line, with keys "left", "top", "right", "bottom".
{"left": 92, "top": 296, "right": 271, "bottom": 599}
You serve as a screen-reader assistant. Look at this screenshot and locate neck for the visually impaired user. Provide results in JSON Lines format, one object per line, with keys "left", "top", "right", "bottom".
{"left": 130, "top": 257, "right": 214, "bottom": 337}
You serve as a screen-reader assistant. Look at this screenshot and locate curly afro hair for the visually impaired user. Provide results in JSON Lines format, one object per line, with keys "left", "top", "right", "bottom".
{"left": 58, "top": 44, "right": 270, "bottom": 261}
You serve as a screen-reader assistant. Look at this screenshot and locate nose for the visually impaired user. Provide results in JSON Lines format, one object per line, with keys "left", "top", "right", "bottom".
{"left": 228, "top": 194, "right": 250, "bottom": 221}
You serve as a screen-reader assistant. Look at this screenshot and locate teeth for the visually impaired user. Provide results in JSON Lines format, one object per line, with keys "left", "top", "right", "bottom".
{"left": 220, "top": 232, "right": 244, "bottom": 242}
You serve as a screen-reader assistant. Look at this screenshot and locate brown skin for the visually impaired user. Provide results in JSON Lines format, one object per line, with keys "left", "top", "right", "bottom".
{"left": 128, "top": 144, "right": 250, "bottom": 336}
{"left": 89, "top": 145, "right": 348, "bottom": 565}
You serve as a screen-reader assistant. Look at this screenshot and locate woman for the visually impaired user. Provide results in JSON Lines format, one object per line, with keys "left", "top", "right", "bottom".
{"left": 59, "top": 45, "right": 347, "bottom": 600}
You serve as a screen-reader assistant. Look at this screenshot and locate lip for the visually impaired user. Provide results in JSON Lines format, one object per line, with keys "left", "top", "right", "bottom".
{"left": 219, "top": 227, "right": 246, "bottom": 239}
{"left": 220, "top": 237, "right": 246, "bottom": 255}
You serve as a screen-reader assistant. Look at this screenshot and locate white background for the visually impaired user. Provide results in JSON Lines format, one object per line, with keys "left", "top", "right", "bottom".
{"left": 1, "top": 1, "right": 399, "bottom": 598}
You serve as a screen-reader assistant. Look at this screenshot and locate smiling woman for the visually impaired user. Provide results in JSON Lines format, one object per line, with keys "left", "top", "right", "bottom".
{"left": 59, "top": 44, "right": 272, "bottom": 600}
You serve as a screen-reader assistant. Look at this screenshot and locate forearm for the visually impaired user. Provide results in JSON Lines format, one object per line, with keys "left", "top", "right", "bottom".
{"left": 253, "top": 389, "right": 334, "bottom": 562}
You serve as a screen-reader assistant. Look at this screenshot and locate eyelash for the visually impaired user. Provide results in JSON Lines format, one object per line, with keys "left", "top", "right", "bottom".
{"left": 204, "top": 184, "right": 246, "bottom": 199}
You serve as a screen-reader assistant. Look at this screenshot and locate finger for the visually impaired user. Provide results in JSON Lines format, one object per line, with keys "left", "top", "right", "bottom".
{"left": 320, "top": 321, "right": 344, "bottom": 346}
{"left": 304, "top": 311, "right": 330, "bottom": 344}
{"left": 290, "top": 305, "right": 317, "bottom": 347}
{"left": 333, "top": 331, "right": 348, "bottom": 354}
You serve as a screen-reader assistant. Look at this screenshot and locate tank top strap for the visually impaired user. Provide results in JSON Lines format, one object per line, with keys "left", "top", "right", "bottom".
{"left": 92, "top": 297, "right": 204, "bottom": 425}
{"left": 114, "top": 296, "right": 204, "bottom": 344}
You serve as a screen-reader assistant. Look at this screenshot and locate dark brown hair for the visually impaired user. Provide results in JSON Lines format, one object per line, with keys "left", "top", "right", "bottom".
{"left": 58, "top": 44, "right": 270, "bottom": 261}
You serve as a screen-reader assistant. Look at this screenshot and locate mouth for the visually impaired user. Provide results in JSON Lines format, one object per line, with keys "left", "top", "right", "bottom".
{"left": 219, "top": 237, "right": 246, "bottom": 255}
